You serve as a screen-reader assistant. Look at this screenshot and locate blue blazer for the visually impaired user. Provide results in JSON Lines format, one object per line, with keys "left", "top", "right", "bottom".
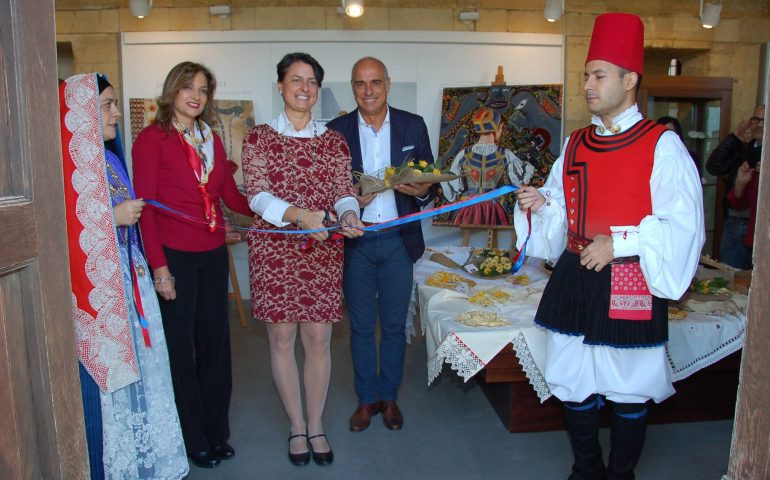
{"left": 326, "top": 106, "right": 435, "bottom": 262}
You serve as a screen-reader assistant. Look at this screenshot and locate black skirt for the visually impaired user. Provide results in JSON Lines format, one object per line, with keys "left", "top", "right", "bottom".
{"left": 535, "top": 250, "right": 668, "bottom": 348}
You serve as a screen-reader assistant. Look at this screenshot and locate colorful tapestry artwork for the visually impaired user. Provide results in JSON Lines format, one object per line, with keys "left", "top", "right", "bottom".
{"left": 129, "top": 98, "right": 256, "bottom": 186}
{"left": 433, "top": 84, "right": 562, "bottom": 226}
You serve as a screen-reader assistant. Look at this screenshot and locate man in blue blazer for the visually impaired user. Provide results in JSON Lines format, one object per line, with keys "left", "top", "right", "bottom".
{"left": 327, "top": 57, "right": 435, "bottom": 432}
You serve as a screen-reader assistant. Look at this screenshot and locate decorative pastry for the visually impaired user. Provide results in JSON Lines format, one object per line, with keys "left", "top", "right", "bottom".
{"left": 425, "top": 271, "right": 477, "bottom": 290}
{"left": 667, "top": 307, "right": 688, "bottom": 320}
{"left": 455, "top": 311, "right": 510, "bottom": 327}
{"left": 508, "top": 275, "right": 530, "bottom": 286}
{"left": 467, "top": 289, "right": 510, "bottom": 307}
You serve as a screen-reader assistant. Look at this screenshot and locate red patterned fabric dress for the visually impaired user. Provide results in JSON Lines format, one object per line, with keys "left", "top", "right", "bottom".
{"left": 241, "top": 125, "right": 355, "bottom": 323}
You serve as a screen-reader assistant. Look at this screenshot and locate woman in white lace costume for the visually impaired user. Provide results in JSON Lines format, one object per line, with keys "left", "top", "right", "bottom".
{"left": 60, "top": 73, "right": 188, "bottom": 480}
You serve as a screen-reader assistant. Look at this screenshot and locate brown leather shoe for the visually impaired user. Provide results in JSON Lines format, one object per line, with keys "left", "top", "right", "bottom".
{"left": 349, "top": 402, "right": 381, "bottom": 432}
{"left": 381, "top": 401, "right": 403, "bottom": 430}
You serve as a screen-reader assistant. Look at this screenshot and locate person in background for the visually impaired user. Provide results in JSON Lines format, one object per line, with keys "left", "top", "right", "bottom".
{"left": 326, "top": 56, "right": 435, "bottom": 433}
{"left": 60, "top": 73, "right": 188, "bottom": 479}
{"left": 132, "top": 61, "right": 253, "bottom": 469}
{"left": 705, "top": 104, "right": 764, "bottom": 269}
{"left": 726, "top": 153, "right": 761, "bottom": 265}
{"left": 656, "top": 115, "right": 701, "bottom": 177}
{"left": 515, "top": 13, "right": 703, "bottom": 480}
{"left": 241, "top": 52, "right": 364, "bottom": 467}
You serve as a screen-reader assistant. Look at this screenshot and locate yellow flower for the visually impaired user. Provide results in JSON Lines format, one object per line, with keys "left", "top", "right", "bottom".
{"left": 432, "top": 168, "right": 441, "bottom": 175}
{"left": 385, "top": 166, "right": 396, "bottom": 179}
{"left": 483, "top": 268, "right": 492, "bottom": 275}
{"left": 407, "top": 161, "right": 415, "bottom": 167}
{"left": 496, "top": 266, "right": 503, "bottom": 273}
{"left": 419, "top": 160, "right": 428, "bottom": 168}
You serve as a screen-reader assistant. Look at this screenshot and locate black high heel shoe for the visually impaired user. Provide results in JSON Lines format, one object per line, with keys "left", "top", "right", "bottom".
{"left": 287, "top": 432, "right": 310, "bottom": 466}
{"left": 308, "top": 433, "right": 334, "bottom": 466}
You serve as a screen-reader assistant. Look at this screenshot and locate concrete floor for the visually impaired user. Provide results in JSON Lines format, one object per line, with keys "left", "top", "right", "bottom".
{"left": 186, "top": 305, "right": 733, "bottom": 480}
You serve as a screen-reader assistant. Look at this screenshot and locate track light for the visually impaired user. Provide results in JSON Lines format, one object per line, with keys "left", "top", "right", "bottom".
{"left": 544, "top": 0, "right": 564, "bottom": 22}
{"left": 700, "top": 0, "right": 722, "bottom": 28}
{"left": 130, "top": 0, "right": 152, "bottom": 18}
{"left": 342, "top": 0, "right": 364, "bottom": 18}
{"left": 209, "top": 5, "right": 231, "bottom": 20}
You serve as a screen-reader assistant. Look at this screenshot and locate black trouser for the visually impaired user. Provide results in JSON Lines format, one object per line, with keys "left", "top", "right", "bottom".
{"left": 159, "top": 245, "right": 232, "bottom": 454}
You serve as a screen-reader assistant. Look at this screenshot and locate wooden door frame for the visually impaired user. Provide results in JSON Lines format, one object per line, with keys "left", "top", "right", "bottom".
{"left": 638, "top": 75, "right": 733, "bottom": 258}
{"left": 0, "top": 0, "right": 88, "bottom": 477}
{"left": 724, "top": 81, "right": 770, "bottom": 480}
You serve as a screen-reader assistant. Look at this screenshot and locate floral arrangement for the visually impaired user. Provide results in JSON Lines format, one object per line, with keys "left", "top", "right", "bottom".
{"left": 356, "top": 158, "right": 458, "bottom": 195}
{"left": 688, "top": 277, "right": 730, "bottom": 295}
{"left": 478, "top": 252, "right": 513, "bottom": 277}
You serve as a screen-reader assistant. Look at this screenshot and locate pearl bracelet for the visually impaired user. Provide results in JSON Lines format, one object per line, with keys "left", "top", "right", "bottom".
{"left": 153, "top": 276, "right": 175, "bottom": 285}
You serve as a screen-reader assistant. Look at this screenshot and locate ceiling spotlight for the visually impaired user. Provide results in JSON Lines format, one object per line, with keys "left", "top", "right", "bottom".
{"left": 130, "top": 0, "right": 152, "bottom": 18}
{"left": 342, "top": 0, "right": 364, "bottom": 18}
{"left": 700, "top": 0, "right": 722, "bottom": 28}
{"left": 544, "top": 0, "right": 564, "bottom": 22}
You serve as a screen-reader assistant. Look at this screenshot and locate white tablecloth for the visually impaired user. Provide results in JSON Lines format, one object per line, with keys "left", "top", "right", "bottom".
{"left": 412, "top": 246, "right": 747, "bottom": 403}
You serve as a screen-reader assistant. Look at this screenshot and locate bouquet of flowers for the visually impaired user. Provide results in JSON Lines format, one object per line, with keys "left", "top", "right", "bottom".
{"left": 356, "top": 158, "right": 458, "bottom": 195}
{"left": 470, "top": 248, "right": 513, "bottom": 277}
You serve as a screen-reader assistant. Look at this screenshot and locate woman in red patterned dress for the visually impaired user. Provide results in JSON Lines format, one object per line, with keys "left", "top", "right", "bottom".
{"left": 241, "top": 53, "right": 364, "bottom": 467}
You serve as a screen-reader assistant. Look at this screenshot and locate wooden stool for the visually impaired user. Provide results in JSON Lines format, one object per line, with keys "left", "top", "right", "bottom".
{"left": 226, "top": 240, "right": 249, "bottom": 329}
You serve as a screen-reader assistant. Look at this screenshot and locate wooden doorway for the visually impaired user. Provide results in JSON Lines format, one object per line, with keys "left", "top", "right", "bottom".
{"left": 725, "top": 84, "right": 770, "bottom": 480}
{"left": 0, "top": 0, "right": 88, "bottom": 478}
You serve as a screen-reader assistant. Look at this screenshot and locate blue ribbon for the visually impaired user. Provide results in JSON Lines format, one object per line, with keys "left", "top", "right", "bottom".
{"left": 144, "top": 185, "right": 520, "bottom": 236}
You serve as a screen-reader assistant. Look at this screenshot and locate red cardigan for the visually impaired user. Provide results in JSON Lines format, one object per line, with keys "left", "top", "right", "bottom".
{"left": 132, "top": 124, "right": 252, "bottom": 270}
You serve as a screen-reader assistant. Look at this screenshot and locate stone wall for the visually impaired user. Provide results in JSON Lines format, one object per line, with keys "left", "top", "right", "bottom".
{"left": 55, "top": 0, "right": 770, "bottom": 133}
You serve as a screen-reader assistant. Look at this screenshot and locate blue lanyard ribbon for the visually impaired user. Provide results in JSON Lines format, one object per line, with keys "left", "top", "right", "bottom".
{"left": 144, "top": 185, "right": 520, "bottom": 236}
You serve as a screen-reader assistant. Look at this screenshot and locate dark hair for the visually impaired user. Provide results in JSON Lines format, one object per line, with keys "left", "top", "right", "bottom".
{"left": 154, "top": 61, "right": 218, "bottom": 131}
{"left": 97, "top": 74, "right": 112, "bottom": 94}
{"left": 657, "top": 116, "right": 684, "bottom": 140}
{"left": 618, "top": 67, "right": 643, "bottom": 95}
{"left": 276, "top": 52, "right": 324, "bottom": 86}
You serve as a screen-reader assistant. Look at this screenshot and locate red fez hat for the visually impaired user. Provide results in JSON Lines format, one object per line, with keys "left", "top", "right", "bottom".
{"left": 585, "top": 13, "right": 645, "bottom": 75}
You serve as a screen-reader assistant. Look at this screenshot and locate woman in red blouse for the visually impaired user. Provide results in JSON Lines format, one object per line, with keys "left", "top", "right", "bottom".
{"left": 132, "top": 61, "right": 252, "bottom": 470}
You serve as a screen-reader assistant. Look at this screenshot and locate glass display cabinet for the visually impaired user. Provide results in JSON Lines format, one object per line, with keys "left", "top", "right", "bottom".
{"left": 638, "top": 75, "right": 733, "bottom": 257}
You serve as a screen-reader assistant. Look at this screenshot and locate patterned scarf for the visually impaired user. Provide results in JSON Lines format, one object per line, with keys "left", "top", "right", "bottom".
{"left": 173, "top": 119, "right": 217, "bottom": 232}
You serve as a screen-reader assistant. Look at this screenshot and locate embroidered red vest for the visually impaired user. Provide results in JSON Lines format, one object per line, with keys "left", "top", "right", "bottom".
{"left": 562, "top": 119, "right": 667, "bottom": 239}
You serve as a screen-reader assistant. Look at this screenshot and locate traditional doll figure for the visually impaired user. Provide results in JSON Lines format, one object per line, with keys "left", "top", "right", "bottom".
{"left": 441, "top": 107, "right": 534, "bottom": 225}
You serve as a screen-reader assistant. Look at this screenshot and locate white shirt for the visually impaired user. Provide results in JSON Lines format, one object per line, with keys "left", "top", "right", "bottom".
{"left": 358, "top": 109, "right": 400, "bottom": 223}
{"left": 249, "top": 111, "right": 358, "bottom": 226}
{"left": 514, "top": 104, "right": 705, "bottom": 300}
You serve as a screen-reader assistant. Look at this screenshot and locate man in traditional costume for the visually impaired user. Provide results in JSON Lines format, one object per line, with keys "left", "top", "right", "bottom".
{"left": 514, "top": 13, "right": 704, "bottom": 480}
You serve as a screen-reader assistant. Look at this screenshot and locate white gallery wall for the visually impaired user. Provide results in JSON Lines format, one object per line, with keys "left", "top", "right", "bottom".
{"left": 120, "top": 30, "right": 564, "bottom": 298}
